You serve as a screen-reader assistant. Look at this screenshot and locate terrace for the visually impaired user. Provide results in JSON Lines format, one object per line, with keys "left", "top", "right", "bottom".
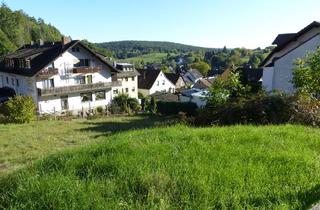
{"left": 38, "top": 81, "right": 121, "bottom": 97}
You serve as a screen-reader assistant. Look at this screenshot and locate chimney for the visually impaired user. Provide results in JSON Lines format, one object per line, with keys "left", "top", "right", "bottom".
{"left": 113, "top": 61, "right": 117, "bottom": 68}
{"left": 61, "top": 36, "right": 71, "bottom": 46}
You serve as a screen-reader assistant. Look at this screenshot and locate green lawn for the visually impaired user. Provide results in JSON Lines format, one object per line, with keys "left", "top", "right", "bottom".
{"left": 0, "top": 115, "right": 173, "bottom": 176}
{"left": 1, "top": 117, "right": 320, "bottom": 209}
{"left": 119, "top": 53, "right": 171, "bottom": 64}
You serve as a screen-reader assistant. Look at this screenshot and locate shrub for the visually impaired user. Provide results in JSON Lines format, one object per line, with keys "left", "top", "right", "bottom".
{"left": 149, "top": 97, "right": 157, "bottom": 114}
{"left": 127, "top": 98, "right": 141, "bottom": 113}
{"left": 292, "top": 48, "right": 320, "bottom": 97}
{"left": 96, "top": 106, "right": 104, "bottom": 115}
{"left": 206, "top": 71, "right": 250, "bottom": 107}
{"left": 112, "top": 94, "right": 140, "bottom": 114}
{"left": 2, "top": 96, "right": 36, "bottom": 124}
{"left": 290, "top": 95, "right": 320, "bottom": 126}
{"left": 195, "top": 92, "right": 293, "bottom": 126}
{"left": 110, "top": 103, "right": 121, "bottom": 114}
{"left": 157, "top": 101, "right": 198, "bottom": 116}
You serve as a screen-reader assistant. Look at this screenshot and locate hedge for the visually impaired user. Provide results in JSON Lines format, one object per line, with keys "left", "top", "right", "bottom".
{"left": 157, "top": 101, "right": 197, "bottom": 116}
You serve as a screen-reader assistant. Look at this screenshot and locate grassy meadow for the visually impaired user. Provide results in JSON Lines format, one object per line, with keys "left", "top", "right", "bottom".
{"left": 118, "top": 52, "right": 172, "bottom": 64}
{"left": 0, "top": 115, "right": 173, "bottom": 176}
{"left": 1, "top": 116, "right": 320, "bottom": 209}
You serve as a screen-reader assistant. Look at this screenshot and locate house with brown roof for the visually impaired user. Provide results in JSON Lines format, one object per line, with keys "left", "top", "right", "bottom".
{"left": 138, "top": 69, "right": 175, "bottom": 96}
{"left": 192, "top": 77, "right": 215, "bottom": 90}
{"left": 164, "top": 73, "right": 186, "bottom": 90}
{"left": 0, "top": 37, "right": 138, "bottom": 114}
{"left": 261, "top": 21, "right": 320, "bottom": 93}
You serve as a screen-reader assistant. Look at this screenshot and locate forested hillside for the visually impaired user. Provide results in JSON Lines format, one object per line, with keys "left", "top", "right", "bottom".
{"left": 97, "top": 41, "right": 216, "bottom": 59}
{"left": 0, "top": 3, "right": 62, "bottom": 56}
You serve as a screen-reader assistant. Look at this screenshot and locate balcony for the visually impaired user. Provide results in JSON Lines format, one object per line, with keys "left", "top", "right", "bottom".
{"left": 36, "top": 68, "right": 58, "bottom": 80}
{"left": 38, "top": 81, "right": 121, "bottom": 97}
{"left": 73, "top": 66, "right": 102, "bottom": 74}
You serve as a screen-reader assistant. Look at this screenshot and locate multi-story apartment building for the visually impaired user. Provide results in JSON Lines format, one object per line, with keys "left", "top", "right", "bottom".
{"left": 0, "top": 37, "right": 138, "bottom": 114}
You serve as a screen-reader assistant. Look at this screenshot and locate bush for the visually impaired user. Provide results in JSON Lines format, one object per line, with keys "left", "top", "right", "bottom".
{"left": 2, "top": 96, "right": 36, "bottom": 124}
{"left": 127, "top": 98, "right": 141, "bottom": 113}
{"left": 96, "top": 106, "right": 104, "bottom": 115}
{"left": 157, "top": 101, "right": 198, "bottom": 116}
{"left": 110, "top": 103, "right": 121, "bottom": 114}
{"left": 149, "top": 97, "right": 157, "bottom": 114}
{"left": 195, "top": 92, "right": 293, "bottom": 126}
{"left": 112, "top": 94, "right": 140, "bottom": 114}
{"left": 290, "top": 95, "right": 320, "bottom": 126}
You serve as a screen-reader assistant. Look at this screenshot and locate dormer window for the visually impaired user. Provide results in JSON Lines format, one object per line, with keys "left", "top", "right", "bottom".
{"left": 75, "top": 59, "right": 90, "bottom": 67}
{"left": 72, "top": 47, "right": 80, "bottom": 52}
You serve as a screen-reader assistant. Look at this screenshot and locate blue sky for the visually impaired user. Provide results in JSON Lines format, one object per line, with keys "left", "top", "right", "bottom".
{"left": 5, "top": 0, "right": 320, "bottom": 48}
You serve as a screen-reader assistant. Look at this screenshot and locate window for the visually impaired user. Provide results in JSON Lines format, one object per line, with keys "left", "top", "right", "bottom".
{"left": 75, "top": 59, "right": 90, "bottom": 67}
{"left": 113, "top": 89, "right": 118, "bottom": 94}
{"left": 86, "top": 75, "right": 92, "bottom": 84}
{"left": 132, "top": 87, "right": 135, "bottom": 92}
{"left": 95, "top": 91, "right": 106, "bottom": 100}
{"left": 42, "top": 79, "right": 54, "bottom": 89}
{"left": 75, "top": 76, "right": 85, "bottom": 84}
{"left": 157, "top": 81, "right": 159, "bottom": 86}
{"left": 72, "top": 47, "right": 80, "bottom": 52}
{"left": 16, "top": 79, "right": 19, "bottom": 87}
{"left": 47, "top": 63, "right": 54, "bottom": 69}
{"left": 125, "top": 88, "right": 129, "bottom": 93}
{"left": 125, "top": 77, "right": 128, "bottom": 82}
{"left": 162, "top": 80, "right": 165, "bottom": 85}
{"left": 11, "top": 78, "right": 15, "bottom": 86}
{"left": 80, "top": 92, "right": 92, "bottom": 102}
{"left": 6, "top": 77, "right": 9, "bottom": 84}
{"left": 131, "top": 77, "right": 135, "bottom": 81}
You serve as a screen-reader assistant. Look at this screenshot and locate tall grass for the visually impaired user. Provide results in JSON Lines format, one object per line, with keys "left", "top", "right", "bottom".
{"left": 1, "top": 124, "right": 320, "bottom": 209}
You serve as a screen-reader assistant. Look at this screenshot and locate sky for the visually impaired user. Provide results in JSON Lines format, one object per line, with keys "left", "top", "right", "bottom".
{"left": 5, "top": 0, "right": 320, "bottom": 49}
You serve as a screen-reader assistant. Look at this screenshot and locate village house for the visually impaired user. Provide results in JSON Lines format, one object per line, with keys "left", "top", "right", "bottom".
{"left": 112, "top": 62, "right": 139, "bottom": 99}
{"left": 181, "top": 68, "right": 203, "bottom": 87}
{"left": 164, "top": 72, "right": 186, "bottom": 91}
{"left": 0, "top": 37, "right": 138, "bottom": 114}
{"left": 138, "top": 69, "right": 175, "bottom": 96}
{"left": 261, "top": 21, "right": 320, "bottom": 93}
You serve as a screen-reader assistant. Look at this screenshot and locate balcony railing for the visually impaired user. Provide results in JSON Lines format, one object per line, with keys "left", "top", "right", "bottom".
{"left": 36, "top": 68, "right": 59, "bottom": 79}
{"left": 73, "top": 66, "right": 102, "bottom": 74}
{"left": 38, "top": 81, "right": 122, "bottom": 97}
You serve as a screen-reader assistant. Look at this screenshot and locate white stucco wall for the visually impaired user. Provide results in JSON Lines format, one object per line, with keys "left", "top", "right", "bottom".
{"left": 272, "top": 34, "right": 320, "bottom": 93}
{"left": 262, "top": 67, "right": 274, "bottom": 92}
{"left": 264, "top": 27, "right": 320, "bottom": 67}
{"left": 36, "top": 47, "right": 112, "bottom": 89}
{"left": 0, "top": 72, "right": 37, "bottom": 101}
{"left": 148, "top": 72, "right": 175, "bottom": 95}
{"left": 38, "top": 90, "right": 112, "bottom": 114}
{"left": 112, "top": 75, "right": 138, "bottom": 99}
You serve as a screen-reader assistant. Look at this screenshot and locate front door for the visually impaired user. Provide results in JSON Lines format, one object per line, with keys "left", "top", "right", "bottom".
{"left": 61, "top": 96, "right": 69, "bottom": 110}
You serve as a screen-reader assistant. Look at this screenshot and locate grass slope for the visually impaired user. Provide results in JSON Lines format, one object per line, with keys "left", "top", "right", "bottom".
{"left": 1, "top": 123, "right": 320, "bottom": 209}
{"left": 0, "top": 116, "right": 172, "bottom": 176}
{"left": 118, "top": 52, "right": 171, "bottom": 64}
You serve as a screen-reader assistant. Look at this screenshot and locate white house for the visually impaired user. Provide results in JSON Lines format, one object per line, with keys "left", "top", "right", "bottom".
{"left": 0, "top": 37, "right": 138, "bottom": 114}
{"left": 138, "top": 69, "right": 175, "bottom": 96}
{"left": 112, "top": 63, "right": 139, "bottom": 99}
{"left": 261, "top": 21, "right": 320, "bottom": 93}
